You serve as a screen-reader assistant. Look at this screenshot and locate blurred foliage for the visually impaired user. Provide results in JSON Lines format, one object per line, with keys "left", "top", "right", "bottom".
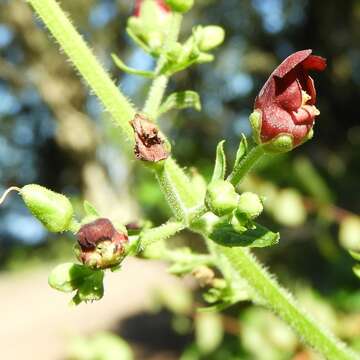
{"left": 0, "top": 0, "right": 360, "bottom": 357}
{"left": 67, "top": 332, "right": 134, "bottom": 360}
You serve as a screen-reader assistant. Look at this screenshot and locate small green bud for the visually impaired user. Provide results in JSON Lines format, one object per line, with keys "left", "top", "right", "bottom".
{"left": 165, "top": 0, "right": 194, "bottom": 13}
{"left": 205, "top": 180, "right": 238, "bottom": 216}
{"left": 197, "top": 26, "right": 225, "bottom": 52}
{"left": 237, "top": 192, "right": 263, "bottom": 220}
{"left": 20, "top": 184, "right": 74, "bottom": 232}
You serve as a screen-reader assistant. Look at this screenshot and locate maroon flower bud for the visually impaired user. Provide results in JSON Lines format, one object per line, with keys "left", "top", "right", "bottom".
{"left": 75, "top": 218, "right": 128, "bottom": 269}
{"left": 134, "top": 0, "right": 170, "bottom": 17}
{"left": 251, "top": 50, "right": 326, "bottom": 152}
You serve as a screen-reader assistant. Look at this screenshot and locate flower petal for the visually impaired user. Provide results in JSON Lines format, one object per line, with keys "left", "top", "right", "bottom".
{"left": 273, "top": 49, "right": 312, "bottom": 79}
{"left": 292, "top": 124, "right": 313, "bottom": 146}
{"left": 291, "top": 107, "right": 315, "bottom": 125}
{"left": 260, "top": 105, "right": 295, "bottom": 142}
{"left": 302, "top": 55, "right": 327, "bottom": 72}
{"left": 305, "top": 76, "right": 316, "bottom": 105}
{"left": 275, "top": 78, "right": 302, "bottom": 111}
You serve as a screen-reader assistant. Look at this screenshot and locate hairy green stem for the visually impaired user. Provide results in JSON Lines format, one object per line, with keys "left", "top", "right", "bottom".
{"left": 155, "top": 158, "right": 199, "bottom": 223}
{"left": 219, "top": 246, "right": 358, "bottom": 360}
{"left": 228, "top": 144, "right": 265, "bottom": 186}
{"left": 27, "top": 0, "right": 136, "bottom": 142}
{"left": 140, "top": 220, "right": 185, "bottom": 248}
{"left": 143, "top": 12, "right": 183, "bottom": 119}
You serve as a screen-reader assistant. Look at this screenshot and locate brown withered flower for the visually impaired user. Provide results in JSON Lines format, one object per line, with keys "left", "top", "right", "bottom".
{"left": 75, "top": 218, "right": 128, "bottom": 269}
{"left": 130, "top": 114, "right": 169, "bottom": 162}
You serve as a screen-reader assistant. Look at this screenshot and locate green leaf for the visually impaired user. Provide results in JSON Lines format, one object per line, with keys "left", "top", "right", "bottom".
{"left": 209, "top": 222, "right": 279, "bottom": 248}
{"left": 111, "top": 54, "right": 155, "bottom": 78}
{"left": 83, "top": 200, "right": 100, "bottom": 217}
{"left": 233, "top": 134, "right": 248, "bottom": 169}
{"left": 158, "top": 91, "right": 201, "bottom": 115}
{"left": 211, "top": 140, "right": 227, "bottom": 183}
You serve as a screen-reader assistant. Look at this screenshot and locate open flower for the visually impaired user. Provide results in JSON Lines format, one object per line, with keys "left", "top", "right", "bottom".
{"left": 75, "top": 218, "right": 128, "bottom": 269}
{"left": 251, "top": 49, "right": 326, "bottom": 152}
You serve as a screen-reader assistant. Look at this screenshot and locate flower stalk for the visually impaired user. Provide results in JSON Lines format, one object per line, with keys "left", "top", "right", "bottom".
{"left": 143, "top": 11, "right": 183, "bottom": 118}
{"left": 227, "top": 144, "right": 265, "bottom": 186}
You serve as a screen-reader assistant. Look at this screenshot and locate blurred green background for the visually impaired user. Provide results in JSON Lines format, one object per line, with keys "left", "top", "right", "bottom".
{"left": 0, "top": 0, "right": 359, "bottom": 359}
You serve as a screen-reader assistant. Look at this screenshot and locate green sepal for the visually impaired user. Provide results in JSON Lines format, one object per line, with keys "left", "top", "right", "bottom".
{"left": 111, "top": 54, "right": 155, "bottom": 78}
{"left": 211, "top": 140, "right": 227, "bottom": 183}
{"left": 71, "top": 269, "right": 104, "bottom": 305}
{"left": 126, "top": 26, "right": 152, "bottom": 54}
{"left": 353, "top": 264, "right": 360, "bottom": 279}
{"left": 349, "top": 250, "right": 360, "bottom": 262}
{"left": 158, "top": 91, "right": 201, "bottom": 115}
{"left": 83, "top": 200, "right": 100, "bottom": 217}
{"left": 209, "top": 222, "right": 279, "bottom": 248}
{"left": 48, "top": 262, "right": 105, "bottom": 305}
{"left": 233, "top": 134, "right": 248, "bottom": 169}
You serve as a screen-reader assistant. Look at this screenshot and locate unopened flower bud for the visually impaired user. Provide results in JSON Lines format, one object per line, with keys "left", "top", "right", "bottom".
{"left": 165, "top": 0, "right": 193, "bottom": 13}
{"left": 237, "top": 192, "right": 263, "bottom": 220}
{"left": 251, "top": 50, "right": 326, "bottom": 153}
{"left": 197, "top": 26, "right": 225, "bottom": 52}
{"left": 205, "top": 180, "right": 238, "bottom": 216}
{"left": 75, "top": 218, "right": 128, "bottom": 269}
{"left": 20, "top": 184, "right": 74, "bottom": 232}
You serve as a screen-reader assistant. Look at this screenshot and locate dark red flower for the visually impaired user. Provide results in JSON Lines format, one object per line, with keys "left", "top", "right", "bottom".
{"left": 253, "top": 49, "right": 326, "bottom": 148}
{"left": 76, "top": 218, "right": 128, "bottom": 269}
{"left": 134, "top": 0, "right": 170, "bottom": 17}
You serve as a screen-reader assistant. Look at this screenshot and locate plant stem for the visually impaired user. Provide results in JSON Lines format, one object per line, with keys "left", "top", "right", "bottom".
{"left": 227, "top": 144, "right": 265, "bottom": 186}
{"left": 140, "top": 220, "right": 185, "bottom": 248}
{"left": 143, "top": 13, "right": 183, "bottom": 119}
{"left": 218, "top": 245, "right": 358, "bottom": 360}
{"left": 155, "top": 158, "right": 199, "bottom": 223}
{"left": 27, "top": 0, "right": 136, "bottom": 142}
